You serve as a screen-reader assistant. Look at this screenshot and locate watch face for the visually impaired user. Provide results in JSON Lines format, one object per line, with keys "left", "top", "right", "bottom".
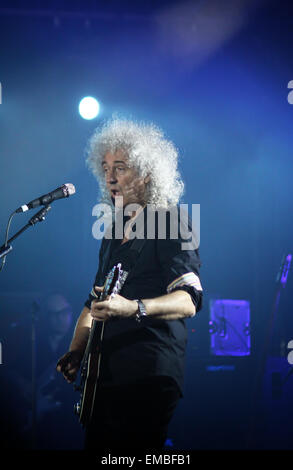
{"left": 135, "top": 300, "right": 147, "bottom": 321}
{"left": 138, "top": 300, "right": 147, "bottom": 315}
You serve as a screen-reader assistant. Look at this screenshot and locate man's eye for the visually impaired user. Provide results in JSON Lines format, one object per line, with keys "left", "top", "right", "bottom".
{"left": 102, "top": 166, "right": 126, "bottom": 174}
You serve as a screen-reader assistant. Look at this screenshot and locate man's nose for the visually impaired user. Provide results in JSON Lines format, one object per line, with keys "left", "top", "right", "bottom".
{"left": 106, "top": 168, "right": 117, "bottom": 183}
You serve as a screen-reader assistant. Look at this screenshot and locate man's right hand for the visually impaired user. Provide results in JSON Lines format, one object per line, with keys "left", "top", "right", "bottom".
{"left": 56, "top": 350, "right": 83, "bottom": 383}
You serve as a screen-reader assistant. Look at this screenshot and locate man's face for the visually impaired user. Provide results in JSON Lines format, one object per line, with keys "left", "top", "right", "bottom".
{"left": 102, "top": 150, "right": 148, "bottom": 208}
{"left": 45, "top": 295, "right": 72, "bottom": 335}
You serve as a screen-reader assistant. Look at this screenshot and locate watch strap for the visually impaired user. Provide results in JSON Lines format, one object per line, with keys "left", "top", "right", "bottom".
{"left": 134, "top": 299, "right": 147, "bottom": 322}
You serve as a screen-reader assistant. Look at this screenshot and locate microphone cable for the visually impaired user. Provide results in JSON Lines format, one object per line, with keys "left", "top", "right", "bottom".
{"left": 0, "top": 210, "right": 17, "bottom": 272}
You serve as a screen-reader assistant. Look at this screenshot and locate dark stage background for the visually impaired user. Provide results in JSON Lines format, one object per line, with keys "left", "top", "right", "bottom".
{"left": 0, "top": 0, "right": 292, "bottom": 453}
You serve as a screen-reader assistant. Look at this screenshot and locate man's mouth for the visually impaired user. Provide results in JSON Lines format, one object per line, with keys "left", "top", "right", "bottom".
{"left": 111, "top": 189, "right": 122, "bottom": 197}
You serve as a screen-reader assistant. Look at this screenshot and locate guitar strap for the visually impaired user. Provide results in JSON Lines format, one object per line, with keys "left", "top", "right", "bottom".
{"left": 127, "top": 237, "right": 148, "bottom": 279}
{"left": 101, "top": 206, "right": 148, "bottom": 286}
{"left": 101, "top": 236, "right": 147, "bottom": 288}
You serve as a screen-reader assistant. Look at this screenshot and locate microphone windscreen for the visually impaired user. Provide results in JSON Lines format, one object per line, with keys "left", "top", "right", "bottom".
{"left": 64, "top": 183, "right": 76, "bottom": 196}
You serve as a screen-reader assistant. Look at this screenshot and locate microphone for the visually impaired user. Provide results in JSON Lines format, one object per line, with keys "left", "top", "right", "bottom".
{"left": 16, "top": 183, "right": 76, "bottom": 213}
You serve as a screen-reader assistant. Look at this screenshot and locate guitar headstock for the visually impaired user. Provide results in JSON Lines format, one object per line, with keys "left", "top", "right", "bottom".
{"left": 101, "top": 263, "right": 128, "bottom": 300}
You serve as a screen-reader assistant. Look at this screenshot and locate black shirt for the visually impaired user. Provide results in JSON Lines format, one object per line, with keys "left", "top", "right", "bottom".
{"left": 84, "top": 206, "right": 203, "bottom": 395}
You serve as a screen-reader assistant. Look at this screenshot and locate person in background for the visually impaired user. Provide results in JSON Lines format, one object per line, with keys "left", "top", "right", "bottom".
{"left": 1, "top": 293, "right": 83, "bottom": 449}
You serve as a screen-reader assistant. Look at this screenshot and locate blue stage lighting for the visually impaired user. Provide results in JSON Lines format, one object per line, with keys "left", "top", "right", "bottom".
{"left": 79, "top": 96, "right": 100, "bottom": 120}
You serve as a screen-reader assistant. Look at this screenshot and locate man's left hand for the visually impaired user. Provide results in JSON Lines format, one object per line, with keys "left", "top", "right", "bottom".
{"left": 90, "top": 286, "right": 137, "bottom": 321}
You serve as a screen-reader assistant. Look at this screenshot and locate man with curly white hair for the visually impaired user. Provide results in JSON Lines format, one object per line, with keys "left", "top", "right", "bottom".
{"left": 57, "top": 117, "right": 203, "bottom": 451}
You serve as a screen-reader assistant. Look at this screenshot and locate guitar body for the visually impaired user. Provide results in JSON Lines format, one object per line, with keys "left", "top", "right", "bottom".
{"left": 74, "top": 263, "right": 127, "bottom": 427}
{"left": 77, "top": 321, "right": 104, "bottom": 426}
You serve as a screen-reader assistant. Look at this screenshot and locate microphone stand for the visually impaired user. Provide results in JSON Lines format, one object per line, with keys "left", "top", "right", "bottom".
{"left": 247, "top": 253, "right": 292, "bottom": 448}
{"left": 0, "top": 205, "right": 51, "bottom": 449}
{"left": 0, "top": 205, "right": 52, "bottom": 261}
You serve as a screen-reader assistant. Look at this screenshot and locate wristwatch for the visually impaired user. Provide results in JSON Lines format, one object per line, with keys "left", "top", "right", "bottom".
{"left": 134, "top": 299, "right": 147, "bottom": 322}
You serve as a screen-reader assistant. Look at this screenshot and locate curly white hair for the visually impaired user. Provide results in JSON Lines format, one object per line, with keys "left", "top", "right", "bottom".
{"left": 86, "top": 117, "right": 184, "bottom": 209}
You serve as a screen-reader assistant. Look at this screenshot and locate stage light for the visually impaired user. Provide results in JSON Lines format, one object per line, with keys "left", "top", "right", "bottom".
{"left": 79, "top": 96, "right": 100, "bottom": 120}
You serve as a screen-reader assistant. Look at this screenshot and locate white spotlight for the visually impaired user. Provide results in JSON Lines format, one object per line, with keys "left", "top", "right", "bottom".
{"left": 79, "top": 96, "right": 100, "bottom": 120}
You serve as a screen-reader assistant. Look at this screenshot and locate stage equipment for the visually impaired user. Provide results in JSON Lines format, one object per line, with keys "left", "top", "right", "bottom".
{"left": 209, "top": 299, "right": 251, "bottom": 356}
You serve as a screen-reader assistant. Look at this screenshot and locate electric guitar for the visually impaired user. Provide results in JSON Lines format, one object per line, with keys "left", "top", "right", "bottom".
{"left": 74, "top": 263, "right": 127, "bottom": 426}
